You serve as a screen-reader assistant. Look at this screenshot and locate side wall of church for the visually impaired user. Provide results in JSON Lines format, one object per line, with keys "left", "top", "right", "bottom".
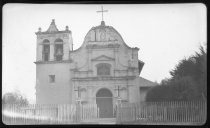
{"left": 36, "top": 63, "right": 73, "bottom": 104}
{"left": 128, "top": 78, "right": 141, "bottom": 103}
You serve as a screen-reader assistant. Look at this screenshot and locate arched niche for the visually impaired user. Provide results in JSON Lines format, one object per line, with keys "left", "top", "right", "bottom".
{"left": 42, "top": 39, "right": 50, "bottom": 61}
{"left": 96, "top": 63, "right": 111, "bottom": 76}
{"left": 54, "top": 38, "right": 64, "bottom": 61}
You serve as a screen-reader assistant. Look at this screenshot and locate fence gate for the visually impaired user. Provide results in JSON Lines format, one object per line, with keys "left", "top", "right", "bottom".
{"left": 81, "top": 104, "right": 98, "bottom": 121}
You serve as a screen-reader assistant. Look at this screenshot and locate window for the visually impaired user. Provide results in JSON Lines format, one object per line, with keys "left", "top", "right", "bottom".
{"left": 49, "top": 75, "right": 55, "bottom": 83}
{"left": 96, "top": 63, "right": 111, "bottom": 76}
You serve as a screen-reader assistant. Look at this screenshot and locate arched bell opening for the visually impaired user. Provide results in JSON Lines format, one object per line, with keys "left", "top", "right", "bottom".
{"left": 54, "top": 38, "right": 64, "bottom": 61}
{"left": 42, "top": 39, "right": 50, "bottom": 61}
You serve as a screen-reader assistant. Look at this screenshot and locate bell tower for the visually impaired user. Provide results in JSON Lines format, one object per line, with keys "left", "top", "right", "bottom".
{"left": 35, "top": 19, "right": 74, "bottom": 104}
{"left": 35, "top": 19, "right": 73, "bottom": 62}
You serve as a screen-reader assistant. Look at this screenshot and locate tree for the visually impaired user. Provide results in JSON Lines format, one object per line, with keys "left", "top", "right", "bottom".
{"left": 2, "top": 92, "right": 29, "bottom": 109}
{"left": 146, "top": 45, "right": 207, "bottom": 101}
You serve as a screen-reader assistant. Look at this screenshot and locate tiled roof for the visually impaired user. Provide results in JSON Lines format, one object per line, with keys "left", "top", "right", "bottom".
{"left": 138, "top": 77, "right": 157, "bottom": 87}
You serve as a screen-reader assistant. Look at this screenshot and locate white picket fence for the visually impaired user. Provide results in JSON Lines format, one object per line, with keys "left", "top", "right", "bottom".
{"left": 117, "top": 101, "right": 207, "bottom": 125}
{"left": 3, "top": 101, "right": 207, "bottom": 125}
{"left": 2, "top": 104, "right": 98, "bottom": 125}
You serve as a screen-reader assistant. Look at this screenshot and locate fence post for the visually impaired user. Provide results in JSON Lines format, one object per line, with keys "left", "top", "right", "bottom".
{"left": 198, "top": 101, "right": 200, "bottom": 123}
{"left": 204, "top": 101, "right": 207, "bottom": 123}
{"left": 192, "top": 101, "right": 194, "bottom": 122}
{"left": 163, "top": 102, "right": 166, "bottom": 122}
{"left": 134, "top": 104, "right": 136, "bottom": 121}
{"left": 175, "top": 101, "right": 177, "bottom": 123}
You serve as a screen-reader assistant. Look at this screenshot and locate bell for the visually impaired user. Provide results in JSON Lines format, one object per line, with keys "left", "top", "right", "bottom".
{"left": 44, "top": 48, "right": 49, "bottom": 53}
{"left": 56, "top": 48, "right": 63, "bottom": 55}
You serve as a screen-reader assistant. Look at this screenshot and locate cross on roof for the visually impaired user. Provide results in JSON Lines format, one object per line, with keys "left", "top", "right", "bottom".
{"left": 97, "top": 6, "right": 108, "bottom": 21}
{"left": 74, "top": 86, "right": 81, "bottom": 98}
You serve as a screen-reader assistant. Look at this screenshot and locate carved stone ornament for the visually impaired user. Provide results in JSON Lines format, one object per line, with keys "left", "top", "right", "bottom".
{"left": 38, "top": 36, "right": 44, "bottom": 39}
{"left": 48, "top": 34, "right": 56, "bottom": 37}
{"left": 85, "top": 33, "right": 91, "bottom": 42}
{"left": 99, "top": 29, "right": 106, "bottom": 41}
{"left": 63, "top": 34, "right": 68, "bottom": 38}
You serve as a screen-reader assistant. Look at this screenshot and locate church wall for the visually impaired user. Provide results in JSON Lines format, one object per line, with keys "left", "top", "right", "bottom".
{"left": 117, "top": 46, "right": 139, "bottom": 69}
{"left": 70, "top": 48, "right": 88, "bottom": 70}
{"left": 69, "top": 38, "right": 141, "bottom": 104}
{"left": 36, "top": 63, "right": 73, "bottom": 104}
{"left": 73, "top": 80, "right": 125, "bottom": 105}
{"left": 74, "top": 79, "right": 136, "bottom": 104}
{"left": 36, "top": 43, "right": 42, "bottom": 62}
{"left": 139, "top": 88, "right": 148, "bottom": 102}
{"left": 128, "top": 78, "right": 141, "bottom": 103}
{"left": 119, "top": 48, "right": 129, "bottom": 66}
{"left": 90, "top": 49, "right": 114, "bottom": 60}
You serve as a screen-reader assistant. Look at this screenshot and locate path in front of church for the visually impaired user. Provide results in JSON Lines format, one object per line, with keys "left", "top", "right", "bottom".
{"left": 80, "top": 118, "right": 116, "bottom": 124}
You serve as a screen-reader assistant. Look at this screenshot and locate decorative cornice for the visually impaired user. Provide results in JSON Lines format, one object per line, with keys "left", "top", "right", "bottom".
{"left": 70, "top": 69, "right": 93, "bottom": 72}
{"left": 36, "top": 19, "right": 72, "bottom": 35}
{"left": 114, "top": 69, "right": 128, "bottom": 72}
{"left": 72, "top": 76, "right": 136, "bottom": 81}
{"left": 34, "top": 60, "right": 73, "bottom": 64}
{"left": 35, "top": 30, "right": 71, "bottom": 35}
{"left": 86, "top": 43, "right": 120, "bottom": 49}
{"left": 91, "top": 55, "right": 115, "bottom": 61}
{"left": 140, "top": 86, "right": 152, "bottom": 88}
{"left": 87, "top": 40, "right": 118, "bottom": 43}
{"left": 128, "top": 67, "right": 138, "bottom": 70}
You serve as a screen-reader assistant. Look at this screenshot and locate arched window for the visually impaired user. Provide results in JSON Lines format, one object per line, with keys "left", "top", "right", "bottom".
{"left": 54, "top": 38, "right": 63, "bottom": 61}
{"left": 42, "top": 39, "right": 50, "bottom": 61}
{"left": 96, "top": 63, "right": 111, "bottom": 76}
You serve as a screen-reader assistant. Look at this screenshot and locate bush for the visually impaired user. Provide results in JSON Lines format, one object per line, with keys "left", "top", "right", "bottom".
{"left": 146, "top": 45, "right": 207, "bottom": 102}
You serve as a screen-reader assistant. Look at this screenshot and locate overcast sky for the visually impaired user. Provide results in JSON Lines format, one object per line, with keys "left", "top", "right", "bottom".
{"left": 2, "top": 4, "right": 206, "bottom": 103}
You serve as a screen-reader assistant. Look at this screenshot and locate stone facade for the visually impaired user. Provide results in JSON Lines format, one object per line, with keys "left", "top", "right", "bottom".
{"left": 35, "top": 20, "right": 155, "bottom": 109}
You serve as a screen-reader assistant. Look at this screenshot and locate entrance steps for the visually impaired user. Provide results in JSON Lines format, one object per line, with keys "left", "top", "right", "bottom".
{"left": 81, "top": 118, "right": 116, "bottom": 124}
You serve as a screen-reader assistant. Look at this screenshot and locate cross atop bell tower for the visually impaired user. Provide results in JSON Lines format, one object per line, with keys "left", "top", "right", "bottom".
{"left": 97, "top": 6, "right": 108, "bottom": 22}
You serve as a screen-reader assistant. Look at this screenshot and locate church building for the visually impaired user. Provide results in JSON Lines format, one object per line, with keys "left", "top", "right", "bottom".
{"left": 35, "top": 15, "right": 156, "bottom": 118}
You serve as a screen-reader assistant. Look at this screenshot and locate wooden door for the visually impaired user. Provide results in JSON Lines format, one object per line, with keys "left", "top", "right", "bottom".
{"left": 96, "top": 88, "right": 113, "bottom": 118}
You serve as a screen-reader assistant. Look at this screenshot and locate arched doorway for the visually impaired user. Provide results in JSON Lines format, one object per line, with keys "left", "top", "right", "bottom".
{"left": 96, "top": 88, "right": 113, "bottom": 118}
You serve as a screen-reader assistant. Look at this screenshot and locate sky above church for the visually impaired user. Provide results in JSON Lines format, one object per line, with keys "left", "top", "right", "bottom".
{"left": 2, "top": 4, "right": 206, "bottom": 103}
